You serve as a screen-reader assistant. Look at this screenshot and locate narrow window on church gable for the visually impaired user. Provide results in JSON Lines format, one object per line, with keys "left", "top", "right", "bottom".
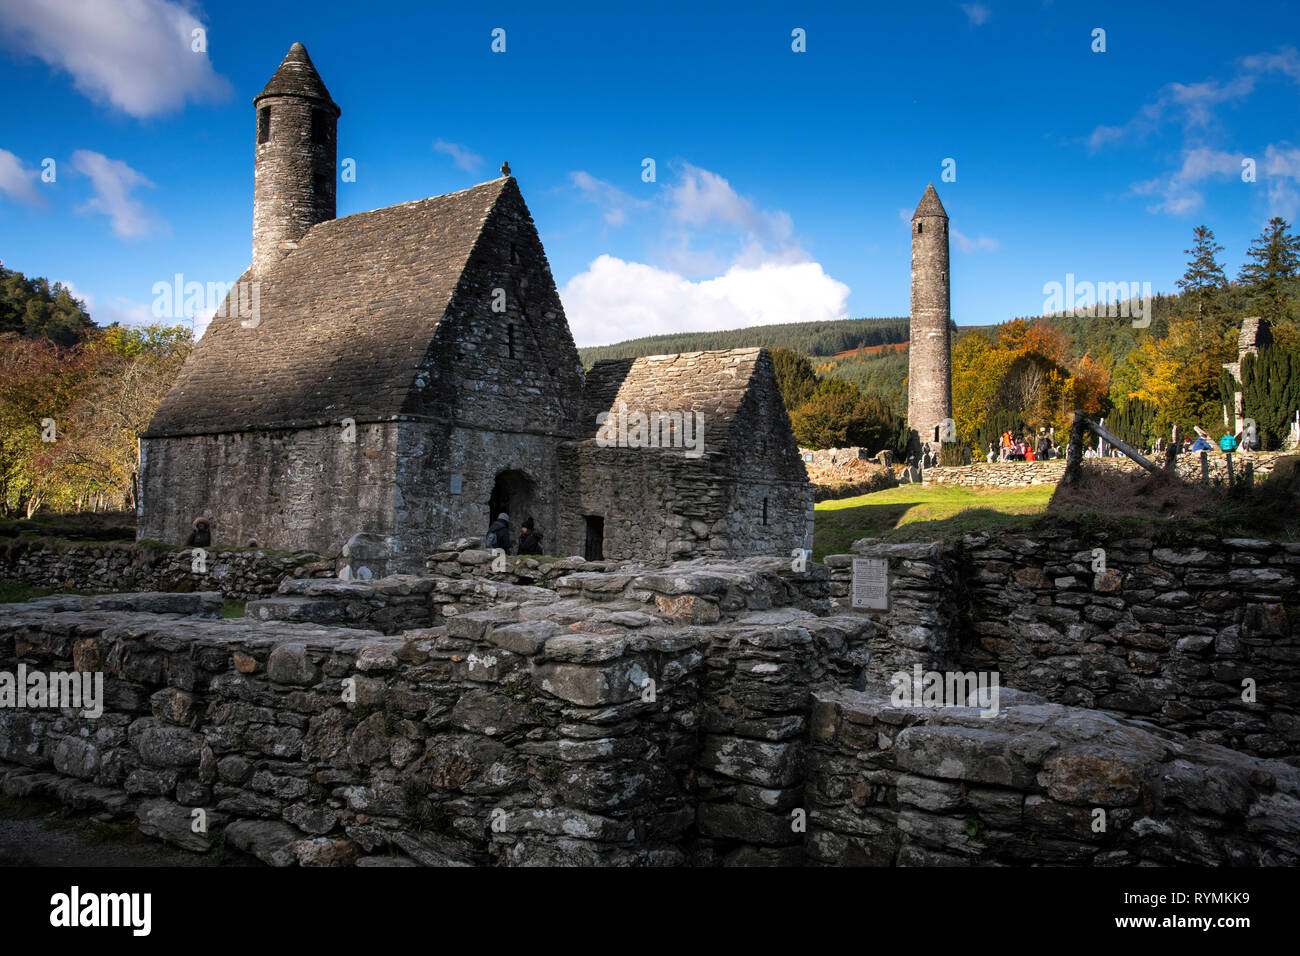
{"left": 762, "top": 497, "right": 769, "bottom": 525}
{"left": 510, "top": 243, "right": 521, "bottom": 265}
{"left": 917, "top": 222, "right": 923, "bottom": 234}
{"left": 257, "top": 107, "right": 271, "bottom": 144}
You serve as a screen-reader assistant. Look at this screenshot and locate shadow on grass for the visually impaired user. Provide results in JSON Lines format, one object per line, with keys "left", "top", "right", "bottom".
{"left": 813, "top": 505, "right": 1044, "bottom": 561}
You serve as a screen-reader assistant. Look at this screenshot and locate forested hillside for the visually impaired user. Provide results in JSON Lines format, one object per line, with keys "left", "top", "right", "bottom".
{"left": 578, "top": 316, "right": 910, "bottom": 363}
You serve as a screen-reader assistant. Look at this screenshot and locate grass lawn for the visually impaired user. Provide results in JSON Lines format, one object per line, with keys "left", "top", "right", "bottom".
{"left": 813, "top": 483, "right": 1054, "bottom": 560}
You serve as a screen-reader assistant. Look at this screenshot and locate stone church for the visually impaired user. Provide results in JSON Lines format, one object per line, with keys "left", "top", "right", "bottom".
{"left": 139, "top": 43, "right": 812, "bottom": 572}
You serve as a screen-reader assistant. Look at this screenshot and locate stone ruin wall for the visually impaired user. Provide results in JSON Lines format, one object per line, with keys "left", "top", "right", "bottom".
{"left": 0, "top": 538, "right": 335, "bottom": 602}
{"left": 923, "top": 451, "right": 1290, "bottom": 488}
{"left": 2, "top": 530, "right": 1298, "bottom": 866}
{"left": 808, "top": 685, "right": 1300, "bottom": 866}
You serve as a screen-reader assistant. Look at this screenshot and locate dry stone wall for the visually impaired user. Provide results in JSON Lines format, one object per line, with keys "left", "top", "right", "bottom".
{"left": 807, "top": 685, "right": 1300, "bottom": 866}
{"left": 0, "top": 538, "right": 333, "bottom": 601}
{"left": 4, "top": 530, "right": 1298, "bottom": 866}
{"left": 0, "top": 557, "right": 870, "bottom": 866}
{"left": 962, "top": 527, "right": 1300, "bottom": 759}
{"left": 924, "top": 451, "right": 1290, "bottom": 488}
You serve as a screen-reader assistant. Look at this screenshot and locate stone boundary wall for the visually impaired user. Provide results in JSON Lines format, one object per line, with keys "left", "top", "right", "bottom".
{"left": 807, "top": 685, "right": 1300, "bottom": 866}
{"left": 0, "top": 538, "right": 334, "bottom": 601}
{"left": 923, "top": 451, "right": 1290, "bottom": 488}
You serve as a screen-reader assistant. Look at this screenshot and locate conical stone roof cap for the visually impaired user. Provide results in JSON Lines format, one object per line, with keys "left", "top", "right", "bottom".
{"left": 912, "top": 183, "right": 947, "bottom": 220}
{"left": 255, "top": 42, "right": 340, "bottom": 115}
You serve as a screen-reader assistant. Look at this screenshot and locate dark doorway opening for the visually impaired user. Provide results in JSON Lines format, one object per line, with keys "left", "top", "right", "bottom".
{"left": 488, "top": 470, "right": 537, "bottom": 541}
{"left": 584, "top": 515, "right": 604, "bottom": 561}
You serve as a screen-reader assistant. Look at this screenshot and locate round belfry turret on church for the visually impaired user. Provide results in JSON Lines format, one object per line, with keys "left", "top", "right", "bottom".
{"left": 908, "top": 182, "right": 953, "bottom": 448}
{"left": 252, "top": 42, "right": 340, "bottom": 274}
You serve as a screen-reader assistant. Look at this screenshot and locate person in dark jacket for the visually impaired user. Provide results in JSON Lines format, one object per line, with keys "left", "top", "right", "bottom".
{"left": 486, "top": 513, "right": 511, "bottom": 553}
{"left": 186, "top": 518, "right": 211, "bottom": 547}
{"left": 1036, "top": 429, "right": 1052, "bottom": 461}
{"left": 518, "top": 517, "right": 543, "bottom": 555}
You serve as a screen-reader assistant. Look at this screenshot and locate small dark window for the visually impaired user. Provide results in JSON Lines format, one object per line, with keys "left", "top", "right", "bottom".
{"left": 507, "top": 323, "right": 516, "bottom": 359}
{"left": 762, "top": 497, "right": 769, "bottom": 525}
{"left": 311, "top": 109, "right": 328, "bottom": 147}
{"left": 584, "top": 516, "right": 604, "bottom": 561}
{"left": 510, "top": 243, "right": 521, "bottom": 265}
{"left": 257, "top": 107, "right": 270, "bottom": 144}
{"left": 917, "top": 222, "right": 923, "bottom": 234}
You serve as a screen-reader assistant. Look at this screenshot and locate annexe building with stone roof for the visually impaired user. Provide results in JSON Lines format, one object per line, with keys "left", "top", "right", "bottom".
{"left": 139, "top": 43, "right": 812, "bottom": 571}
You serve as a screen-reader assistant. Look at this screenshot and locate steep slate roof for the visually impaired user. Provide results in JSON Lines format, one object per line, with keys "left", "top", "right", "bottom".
{"left": 583, "top": 348, "right": 766, "bottom": 449}
{"left": 912, "top": 182, "right": 947, "bottom": 220}
{"left": 144, "top": 177, "right": 512, "bottom": 437}
{"left": 255, "top": 42, "right": 339, "bottom": 114}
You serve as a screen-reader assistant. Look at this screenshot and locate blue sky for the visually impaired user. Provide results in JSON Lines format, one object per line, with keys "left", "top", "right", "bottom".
{"left": 1, "top": 0, "right": 1297, "bottom": 346}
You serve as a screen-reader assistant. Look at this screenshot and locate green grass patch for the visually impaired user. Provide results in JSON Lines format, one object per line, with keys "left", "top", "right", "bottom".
{"left": 814, "top": 484, "right": 1053, "bottom": 560}
{"left": 219, "top": 600, "right": 245, "bottom": 619}
{"left": 0, "top": 581, "right": 101, "bottom": 603}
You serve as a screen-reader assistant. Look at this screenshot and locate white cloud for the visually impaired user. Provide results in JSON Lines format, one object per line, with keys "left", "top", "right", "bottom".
{"left": 1263, "top": 143, "right": 1300, "bottom": 221}
{"left": 1131, "top": 146, "right": 1243, "bottom": 215}
{"left": 71, "top": 149, "right": 161, "bottom": 239}
{"left": 0, "top": 148, "right": 42, "bottom": 204}
{"left": 0, "top": 0, "right": 232, "bottom": 118}
{"left": 561, "top": 162, "right": 854, "bottom": 346}
{"left": 961, "top": 3, "right": 991, "bottom": 26}
{"left": 432, "top": 139, "right": 483, "bottom": 174}
{"left": 952, "top": 229, "right": 999, "bottom": 253}
{"left": 561, "top": 255, "right": 849, "bottom": 347}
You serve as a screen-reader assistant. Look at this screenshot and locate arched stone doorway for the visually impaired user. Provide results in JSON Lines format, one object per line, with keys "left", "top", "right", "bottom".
{"left": 487, "top": 469, "right": 537, "bottom": 538}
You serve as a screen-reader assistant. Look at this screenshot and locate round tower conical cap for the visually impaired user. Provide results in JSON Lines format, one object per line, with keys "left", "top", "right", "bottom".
{"left": 912, "top": 183, "right": 948, "bottom": 220}
{"left": 254, "top": 42, "right": 340, "bottom": 115}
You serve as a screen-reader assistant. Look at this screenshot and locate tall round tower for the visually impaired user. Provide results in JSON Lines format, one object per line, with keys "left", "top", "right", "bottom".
{"left": 252, "top": 42, "right": 340, "bottom": 275}
{"left": 908, "top": 182, "right": 952, "bottom": 449}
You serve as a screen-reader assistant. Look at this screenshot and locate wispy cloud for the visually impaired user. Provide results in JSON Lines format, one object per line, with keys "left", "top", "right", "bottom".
{"left": 59, "top": 281, "right": 152, "bottom": 327}
{"left": 570, "top": 171, "right": 650, "bottom": 226}
{"left": 71, "top": 149, "right": 161, "bottom": 239}
{"left": 0, "top": 149, "right": 43, "bottom": 205}
{"left": 432, "top": 139, "right": 483, "bottom": 174}
{"left": 0, "top": 0, "right": 231, "bottom": 118}
{"left": 1263, "top": 144, "right": 1300, "bottom": 221}
{"left": 961, "top": 3, "right": 991, "bottom": 26}
{"left": 952, "top": 228, "right": 999, "bottom": 253}
{"left": 1088, "top": 48, "right": 1300, "bottom": 218}
{"left": 1131, "top": 147, "right": 1244, "bottom": 215}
